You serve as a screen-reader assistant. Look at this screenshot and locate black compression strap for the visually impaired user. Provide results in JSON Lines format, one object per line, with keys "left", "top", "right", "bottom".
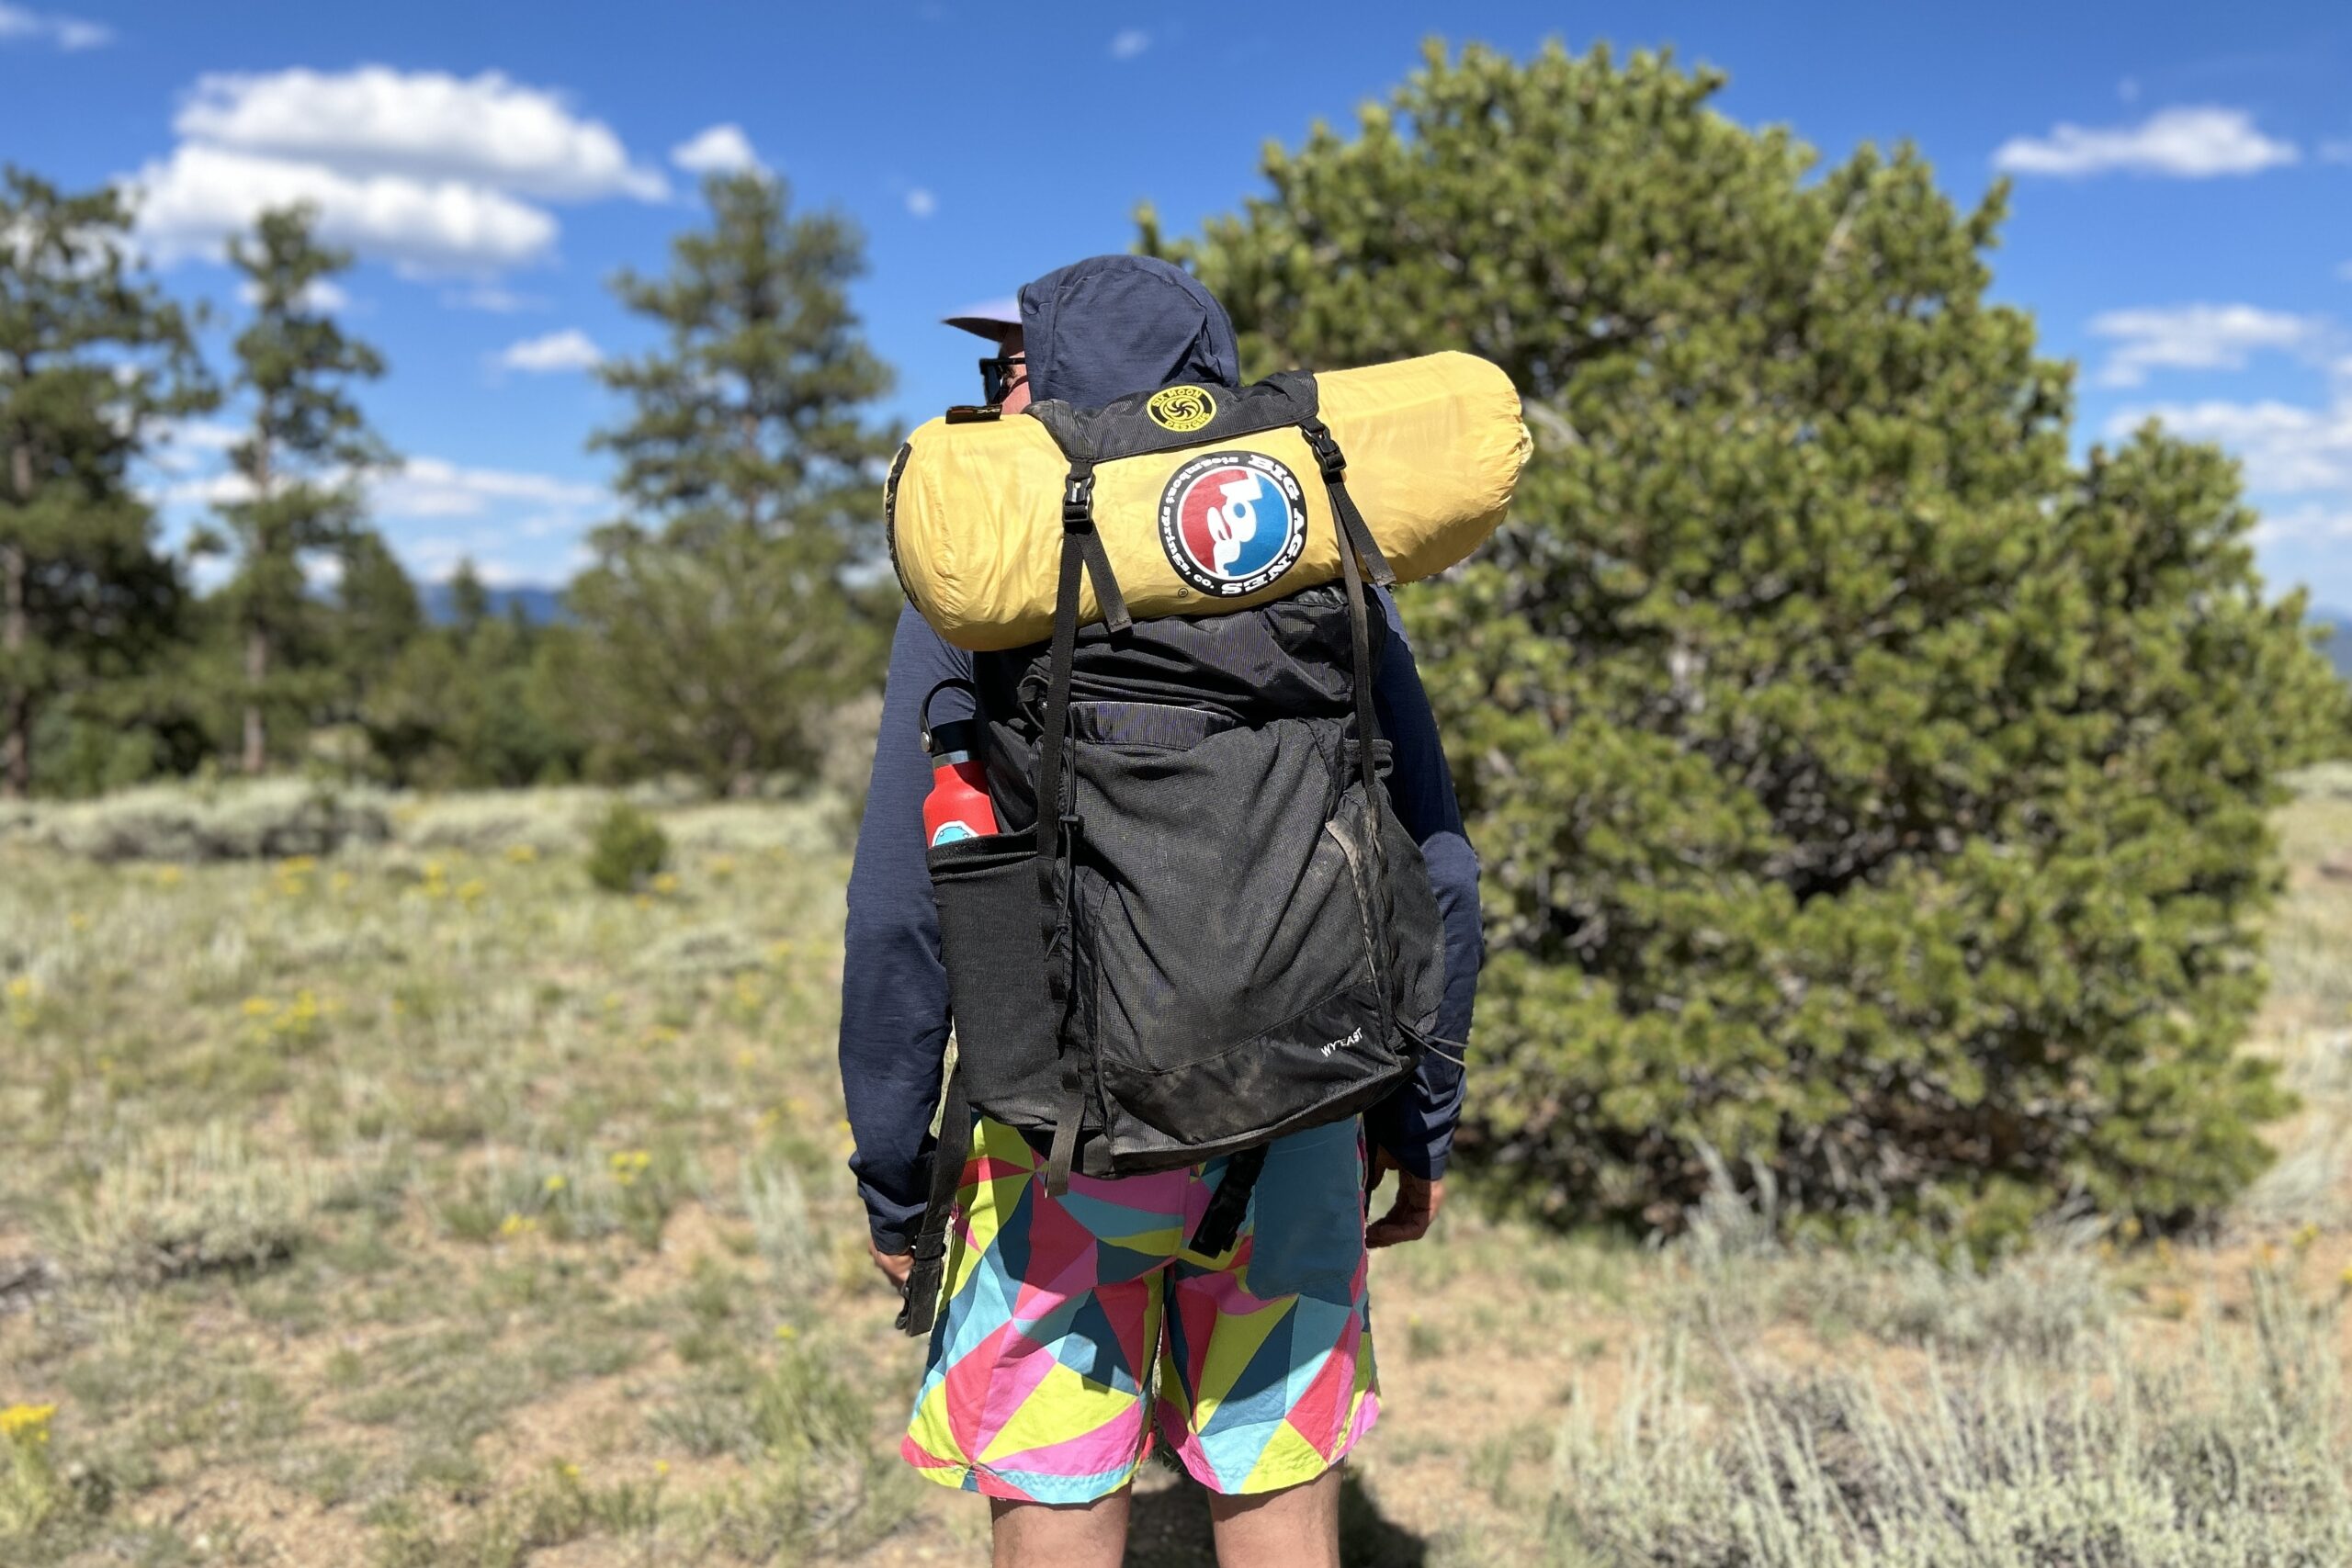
{"left": 896, "top": 1061, "right": 970, "bottom": 1338}
{"left": 1322, "top": 430, "right": 1398, "bottom": 1048}
{"left": 1187, "top": 1145, "right": 1267, "bottom": 1257}
{"left": 1063, "top": 465, "right": 1132, "bottom": 634}
{"left": 1034, "top": 531, "right": 1084, "bottom": 862}
{"left": 1333, "top": 480, "right": 1386, "bottom": 829}
{"left": 1043, "top": 1074, "right": 1085, "bottom": 1198}
{"left": 1030, "top": 483, "right": 1092, "bottom": 1194}
{"left": 1300, "top": 418, "right": 1397, "bottom": 588}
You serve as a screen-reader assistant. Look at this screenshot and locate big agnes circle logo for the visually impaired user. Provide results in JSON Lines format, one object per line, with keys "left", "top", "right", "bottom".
{"left": 1156, "top": 451, "right": 1309, "bottom": 597}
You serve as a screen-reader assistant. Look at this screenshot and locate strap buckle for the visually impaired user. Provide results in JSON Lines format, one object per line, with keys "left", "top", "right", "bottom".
{"left": 1299, "top": 419, "right": 1347, "bottom": 481}
{"left": 1062, "top": 471, "right": 1095, "bottom": 528}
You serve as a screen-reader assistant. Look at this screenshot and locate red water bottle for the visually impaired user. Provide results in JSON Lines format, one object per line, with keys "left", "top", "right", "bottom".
{"left": 922, "top": 712, "right": 998, "bottom": 848}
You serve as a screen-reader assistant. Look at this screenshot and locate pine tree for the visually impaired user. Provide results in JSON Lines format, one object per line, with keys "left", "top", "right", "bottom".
{"left": 1149, "top": 41, "right": 2348, "bottom": 1236}
{"left": 444, "top": 557, "right": 492, "bottom": 645}
{"left": 218, "top": 206, "right": 390, "bottom": 774}
{"left": 333, "top": 528, "right": 423, "bottom": 677}
{"left": 564, "top": 171, "right": 895, "bottom": 795}
{"left": 0, "top": 167, "right": 212, "bottom": 797}
{"left": 362, "top": 556, "right": 582, "bottom": 787}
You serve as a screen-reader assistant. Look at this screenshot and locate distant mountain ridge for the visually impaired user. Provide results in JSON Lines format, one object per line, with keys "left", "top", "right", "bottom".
{"left": 420, "top": 581, "right": 566, "bottom": 626}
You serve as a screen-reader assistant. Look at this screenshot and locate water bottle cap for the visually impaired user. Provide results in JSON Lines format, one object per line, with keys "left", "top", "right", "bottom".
{"left": 927, "top": 716, "right": 983, "bottom": 765}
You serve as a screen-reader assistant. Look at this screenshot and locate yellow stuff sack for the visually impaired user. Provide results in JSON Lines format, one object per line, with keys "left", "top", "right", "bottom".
{"left": 886, "top": 351, "right": 1530, "bottom": 650}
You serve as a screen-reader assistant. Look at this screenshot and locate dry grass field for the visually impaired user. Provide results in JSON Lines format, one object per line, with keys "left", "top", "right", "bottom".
{"left": 6, "top": 769, "right": 2352, "bottom": 1565}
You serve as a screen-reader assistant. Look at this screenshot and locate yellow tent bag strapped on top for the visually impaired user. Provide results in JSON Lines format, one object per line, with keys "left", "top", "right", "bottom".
{"left": 886, "top": 350, "right": 1530, "bottom": 650}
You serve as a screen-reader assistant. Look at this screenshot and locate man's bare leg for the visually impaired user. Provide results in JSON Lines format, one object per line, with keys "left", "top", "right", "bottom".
{"left": 989, "top": 1487, "right": 1131, "bottom": 1568}
{"left": 1205, "top": 1465, "right": 1342, "bottom": 1568}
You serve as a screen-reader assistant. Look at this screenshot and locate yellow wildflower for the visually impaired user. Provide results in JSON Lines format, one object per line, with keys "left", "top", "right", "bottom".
{"left": 558, "top": 1461, "right": 582, "bottom": 1483}
{"left": 2293, "top": 1222, "right": 2321, "bottom": 1252}
{"left": 5, "top": 976, "right": 34, "bottom": 1001}
{"left": 651, "top": 872, "right": 680, "bottom": 896}
{"left": 457, "top": 878, "right": 489, "bottom": 906}
{"left": 505, "top": 843, "right": 539, "bottom": 864}
{"left": 155, "top": 864, "right": 184, "bottom": 887}
{"left": 707, "top": 854, "right": 737, "bottom": 878}
{"left": 543, "top": 1174, "right": 568, "bottom": 1194}
{"left": 654, "top": 1459, "right": 670, "bottom": 1476}
{"left": 279, "top": 855, "right": 318, "bottom": 875}
{"left": 774, "top": 1324, "right": 797, "bottom": 1340}
{"left": 66, "top": 910, "right": 89, "bottom": 932}
{"left": 0, "top": 1403, "right": 56, "bottom": 1442}
{"left": 499, "top": 1213, "right": 535, "bottom": 1238}
{"left": 242, "top": 996, "right": 277, "bottom": 1018}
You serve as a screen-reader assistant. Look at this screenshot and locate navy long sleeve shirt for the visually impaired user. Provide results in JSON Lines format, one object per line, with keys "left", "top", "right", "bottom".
{"left": 839, "top": 595, "right": 1482, "bottom": 1252}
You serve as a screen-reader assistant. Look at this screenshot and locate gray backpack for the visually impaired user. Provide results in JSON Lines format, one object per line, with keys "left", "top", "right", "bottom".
{"left": 895, "top": 372, "right": 1446, "bottom": 1337}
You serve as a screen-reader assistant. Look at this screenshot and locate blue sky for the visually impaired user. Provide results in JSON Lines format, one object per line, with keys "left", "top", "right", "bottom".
{"left": 4, "top": 1, "right": 2349, "bottom": 606}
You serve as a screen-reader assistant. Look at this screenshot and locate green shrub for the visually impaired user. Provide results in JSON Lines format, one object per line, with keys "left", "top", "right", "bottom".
{"left": 585, "top": 800, "right": 669, "bottom": 894}
{"left": 26, "top": 778, "right": 391, "bottom": 862}
{"left": 47, "top": 1123, "right": 325, "bottom": 1286}
{"left": 1161, "top": 40, "right": 2349, "bottom": 1237}
{"left": 1546, "top": 1269, "right": 2352, "bottom": 1564}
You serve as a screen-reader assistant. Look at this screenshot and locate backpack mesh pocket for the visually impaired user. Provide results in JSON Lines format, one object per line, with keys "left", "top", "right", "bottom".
{"left": 925, "top": 833, "right": 1062, "bottom": 1119}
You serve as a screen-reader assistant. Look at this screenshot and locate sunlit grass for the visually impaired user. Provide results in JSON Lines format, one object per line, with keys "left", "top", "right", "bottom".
{"left": 3, "top": 774, "right": 2351, "bottom": 1565}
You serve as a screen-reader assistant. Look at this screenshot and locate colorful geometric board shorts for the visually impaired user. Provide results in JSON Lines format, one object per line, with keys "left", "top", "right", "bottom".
{"left": 902, "top": 1114, "right": 1379, "bottom": 1503}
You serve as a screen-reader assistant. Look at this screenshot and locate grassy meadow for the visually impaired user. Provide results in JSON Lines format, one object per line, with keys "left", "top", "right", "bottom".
{"left": 6, "top": 771, "right": 2352, "bottom": 1565}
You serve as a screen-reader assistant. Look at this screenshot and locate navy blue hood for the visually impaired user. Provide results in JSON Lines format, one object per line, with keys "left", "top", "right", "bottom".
{"left": 1017, "top": 254, "right": 1239, "bottom": 412}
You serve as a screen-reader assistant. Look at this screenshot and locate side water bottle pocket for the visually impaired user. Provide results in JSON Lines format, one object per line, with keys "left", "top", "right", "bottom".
{"left": 926, "top": 833, "right": 1062, "bottom": 1120}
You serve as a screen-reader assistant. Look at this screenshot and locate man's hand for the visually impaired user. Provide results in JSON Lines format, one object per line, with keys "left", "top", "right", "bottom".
{"left": 868, "top": 1236, "right": 913, "bottom": 1292}
{"left": 1364, "top": 1145, "right": 1444, "bottom": 1248}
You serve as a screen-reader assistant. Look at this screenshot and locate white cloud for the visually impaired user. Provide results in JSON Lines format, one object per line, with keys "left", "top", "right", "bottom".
{"left": 175, "top": 68, "right": 665, "bottom": 201}
{"left": 494, "top": 327, "right": 602, "bottom": 374}
{"left": 147, "top": 417, "right": 244, "bottom": 475}
{"left": 2107, "top": 394, "right": 2352, "bottom": 495}
{"left": 0, "top": 2, "right": 110, "bottom": 50}
{"left": 2250, "top": 504, "right": 2352, "bottom": 547}
{"left": 671, "top": 123, "right": 764, "bottom": 176}
{"left": 237, "top": 276, "right": 351, "bottom": 313}
{"left": 129, "top": 142, "right": 559, "bottom": 275}
{"left": 905, "top": 186, "right": 936, "bottom": 219}
{"left": 126, "top": 66, "right": 668, "bottom": 276}
{"left": 2086, "top": 304, "right": 2325, "bottom": 388}
{"left": 1109, "top": 28, "right": 1150, "bottom": 61}
{"left": 373, "top": 457, "right": 603, "bottom": 521}
{"left": 2322, "top": 141, "right": 2352, "bottom": 166}
{"left": 1994, "top": 107, "right": 2298, "bottom": 178}
{"left": 443, "top": 284, "right": 547, "bottom": 312}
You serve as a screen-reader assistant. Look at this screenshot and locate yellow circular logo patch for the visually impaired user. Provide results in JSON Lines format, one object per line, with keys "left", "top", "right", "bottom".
{"left": 1147, "top": 385, "right": 1216, "bottom": 433}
